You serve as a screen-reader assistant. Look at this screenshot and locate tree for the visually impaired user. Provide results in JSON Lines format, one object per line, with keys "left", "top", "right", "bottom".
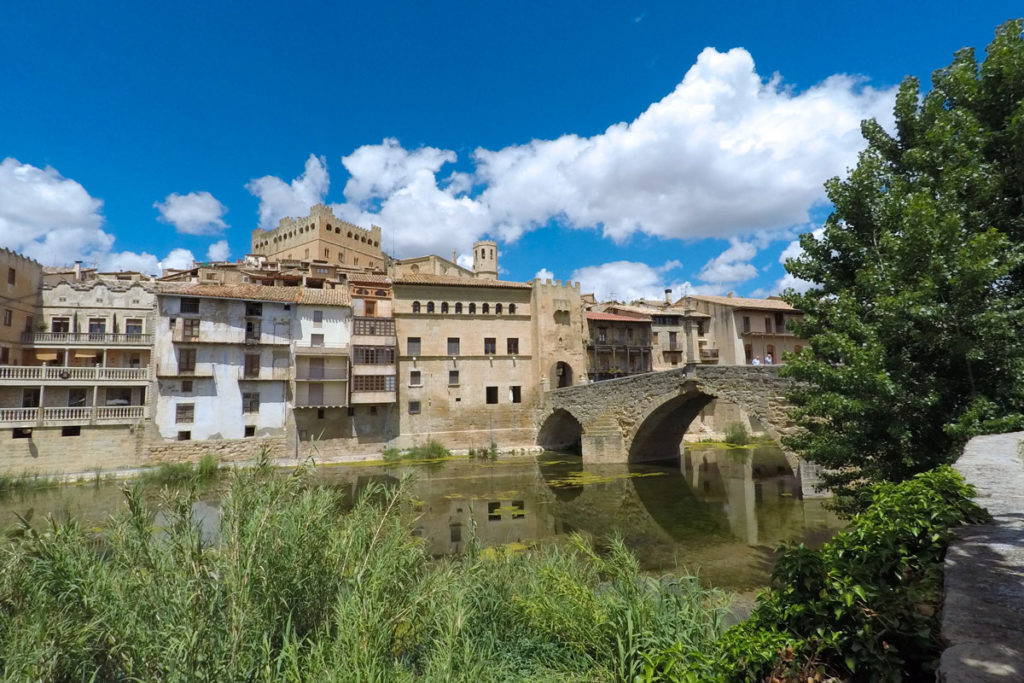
{"left": 782, "top": 20, "right": 1024, "bottom": 505}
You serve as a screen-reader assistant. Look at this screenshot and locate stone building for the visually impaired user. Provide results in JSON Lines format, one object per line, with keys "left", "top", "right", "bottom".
{"left": 600, "top": 294, "right": 714, "bottom": 369}
{"left": 686, "top": 294, "right": 805, "bottom": 365}
{"left": 584, "top": 311, "right": 653, "bottom": 381}
{"left": 0, "top": 278, "right": 155, "bottom": 468}
{"left": 250, "top": 204, "right": 386, "bottom": 273}
{"left": 0, "top": 248, "right": 41, "bottom": 365}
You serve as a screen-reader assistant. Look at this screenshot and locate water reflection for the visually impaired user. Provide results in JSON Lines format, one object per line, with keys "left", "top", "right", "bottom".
{"left": 0, "top": 446, "right": 842, "bottom": 591}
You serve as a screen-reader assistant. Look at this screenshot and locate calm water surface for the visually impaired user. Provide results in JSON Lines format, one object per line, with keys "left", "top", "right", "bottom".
{"left": 0, "top": 445, "right": 843, "bottom": 592}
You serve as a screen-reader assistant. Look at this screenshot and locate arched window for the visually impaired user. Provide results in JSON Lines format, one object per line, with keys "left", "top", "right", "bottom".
{"left": 469, "top": 303, "right": 476, "bottom": 314}
{"left": 482, "top": 303, "right": 490, "bottom": 314}
{"left": 455, "top": 302, "right": 463, "bottom": 314}
{"left": 495, "top": 303, "right": 503, "bottom": 315}
{"left": 441, "top": 302, "right": 449, "bottom": 313}
{"left": 509, "top": 303, "right": 517, "bottom": 314}
{"left": 412, "top": 301, "right": 421, "bottom": 313}
{"left": 426, "top": 302, "right": 435, "bottom": 313}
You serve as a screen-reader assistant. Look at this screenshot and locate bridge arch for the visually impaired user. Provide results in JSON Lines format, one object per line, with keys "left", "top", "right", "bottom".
{"left": 628, "top": 390, "right": 714, "bottom": 464}
{"left": 537, "top": 408, "right": 583, "bottom": 453}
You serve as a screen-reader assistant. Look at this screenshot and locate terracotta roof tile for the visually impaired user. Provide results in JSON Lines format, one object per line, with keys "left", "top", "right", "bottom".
{"left": 586, "top": 311, "right": 651, "bottom": 322}
{"left": 154, "top": 283, "right": 350, "bottom": 306}
{"left": 687, "top": 294, "right": 799, "bottom": 312}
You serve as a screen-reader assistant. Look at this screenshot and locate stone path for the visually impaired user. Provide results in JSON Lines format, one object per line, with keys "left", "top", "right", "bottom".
{"left": 941, "top": 431, "right": 1024, "bottom": 682}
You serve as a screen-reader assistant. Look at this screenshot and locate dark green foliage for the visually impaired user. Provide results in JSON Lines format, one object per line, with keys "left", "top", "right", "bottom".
{"left": 0, "top": 460, "right": 728, "bottom": 681}
{"left": 782, "top": 20, "right": 1024, "bottom": 501}
{"left": 642, "top": 466, "right": 990, "bottom": 682}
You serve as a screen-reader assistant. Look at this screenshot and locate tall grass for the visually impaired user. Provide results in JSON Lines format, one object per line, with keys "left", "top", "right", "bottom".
{"left": 0, "top": 458, "right": 729, "bottom": 681}
{"left": 137, "top": 454, "right": 220, "bottom": 486}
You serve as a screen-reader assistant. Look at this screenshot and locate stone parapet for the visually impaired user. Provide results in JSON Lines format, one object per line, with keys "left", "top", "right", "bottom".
{"left": 941, "top": 431, "right": 1024, "bottom": 681}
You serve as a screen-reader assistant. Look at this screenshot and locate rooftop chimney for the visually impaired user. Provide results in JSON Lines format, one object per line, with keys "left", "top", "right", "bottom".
{"left": 74, "top": 260, "right": 82, "bottom": 282}
{"left": 727, "top": 291, "right": 734, "bottom": 298}
{"left": 664, "top": 288, "right": 672, "bottom": 304}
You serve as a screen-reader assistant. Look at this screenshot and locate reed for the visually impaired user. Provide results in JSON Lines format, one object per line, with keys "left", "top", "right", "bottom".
{"left": 0, "top": 458, "right": 728, "bottom": 681}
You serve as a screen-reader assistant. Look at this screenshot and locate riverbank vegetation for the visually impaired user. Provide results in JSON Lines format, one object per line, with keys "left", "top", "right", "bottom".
{"left": 642, "top": 467, "right": 989, "bottom": 681}
{"left": 0, "top": 458, "right": 730, "bottom": 681}
{"left": 781, "top": 19, "right": 1024, "bottom": 507}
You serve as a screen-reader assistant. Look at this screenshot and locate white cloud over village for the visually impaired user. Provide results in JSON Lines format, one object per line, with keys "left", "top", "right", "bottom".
{"left": 154, "top": 191, "right": 228, "bottom": 235}
{"left": 0, "top": 157, "right": 207, "bottom": 273}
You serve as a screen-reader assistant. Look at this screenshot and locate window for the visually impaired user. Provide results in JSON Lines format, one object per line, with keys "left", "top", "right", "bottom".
{"left": 68, "top": 388, "right": 87, "bottom": 407}
{"left": 245, "top": 319, "right": 261, "bottom": 341}
{"left": 775, "top": 312, "right": 785, "bottom": 328}
{"left": 353, "top": 347, "right": 396, "bottom": 364}
{"left": 12, "top": 428, "right": 32, "bottom": 439}
{"left": 486, "top": 386, "right": 498, "bottom": 404}
{"left": 742, "top": 316, "right": 751, "bottom": 333}
{"left": 176, "top": 404, "right": 195, "bottom": 423}
{"left": 468, "top": 303, "right": 476, "bottom": 314}
{"left": 364, "top": 300, "right": 377, "bottom": 316}
{"left": 179, "top": 348, "right": 196, "bottom": 372}
{"left": 449, "top": 370, "right": 459, "bottom": 386}
{"left": 352, "top": 375, "right": 397, "bottom": 392}
{"left": 324, "top": 249, "right": 330, "bottom": 259}
{"left": 482, "top": 303, "right": 490, "bottom": 314}
{"left": 455, "top": 302, "right": 463, "bottom": 314}
{"left": 61, "top": 426, "right": 81, "bottom": 437}
{"left": 353, "top": 318, "right": 394, "bottom": 335}
{"left": 242, "top": 391, "right": 260, "bottom": 413}
{"left": 244, "top": 425, "right": 256, "bottom": 437}
{"left": 487, "top": 502, "right": 501, "bottom": 521}
{"left": 484, "top": 337, "right": 496, "bottom": 354}
{"left": 178, "top": 431, "right": 191, "bottom": 441}
{"left": 409, "top": 401, "right": 421, "bottom": 414}
{"left": 407, "top": 337, "right": 421, "bottom": 355}
{"left": 597, "top": 327, "right": 608, "bottom": 343}
{"left": 509, "top": 303, "right": 516, "bottom": 314}
{"left": 2, "top": 310, "right": 10, "bottom": 327}
{"left": 447, "top": 337, "right": 460, "bottom": 355}
{"left": 7, "top": 267, "right": 14, "bottom": 285}
{"left": 51, "top": 317, "right": 70, "bottom": 334}
{"left": 426, "top": 302, "right": 435, "bottom": 313}
{"left": 310, "top": 333, "right": 325, "bottom": 347}
{"left": 313, "top": 310, "right": 323, "bottom": 326}
{"left": 245, "top": 302, "right": 263, "bottom": 317}
{"left": 441, "top": 302, "right": 449, "bottom": 314}
{"left": 180, "top": 298, "right": 200, "bottom": 314}
{"left": 0, "top": 347, "right": 8, "bottom": 364}
{"left": 495, "top": 303, "right": 503, "bottom": 314}
{"left": 182, "top": 318, "right": 200, "bottom": 341}
{"left": 510, "top": 386, "right": 521, "bottom": 403}
{"left": 764, "top": 317, "right": 772, "bottom": 333}
{"left": 410, "top": 370, "right": 421, "bottom": 386}
{"left": 449, "top": 524, "right": 462, "bottom": 543}
{"left": 412, "top": 301, "right": 421, "bottom": 313}
{"left": 244, "top": 354, "right": 260, "bottom": 377}
{"left": 181, "top": 380, "right": 193, "bottom": 393}
{"left": 125, "top": 318, "right": 143, "bottom": 335}
{"left": 22, "top": 388, "right": 40, "bottom": 408}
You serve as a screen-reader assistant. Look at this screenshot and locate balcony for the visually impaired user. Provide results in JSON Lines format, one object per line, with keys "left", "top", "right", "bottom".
{"left": 0, "top": 366, "right": 150, "bottom": 383}
{"left": 24, "top": 332, "right": 153, "bottom": 346}
{"left": 350, "top": 390, "right": 397, "bottom": 404}
{"left": 293, "top": 343, "right": 349, "bottom": 356}
{"left": 351, "top": 317, "right": 396, "bottom": 347}
{"left": 238, "top": 366, "right": 292, "bottom": 381}
{"left": 0, "top": 405, "right": 148, "bottom": 426}
{"left": 699, "top": 348, "right": 720, "bottom": 363}
{"left": 295, "top": 368, "right": 348, "bottom": 381}
{"left": 351, "top": 363, "right": 397, "bottom": 376}
{"left": 156, "top": 365, "right": 214, "bottom": 378}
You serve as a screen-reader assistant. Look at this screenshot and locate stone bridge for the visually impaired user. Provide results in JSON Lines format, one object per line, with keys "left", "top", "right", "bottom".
{"left": 538, "top": 365, "right": 798, "bottom": 466}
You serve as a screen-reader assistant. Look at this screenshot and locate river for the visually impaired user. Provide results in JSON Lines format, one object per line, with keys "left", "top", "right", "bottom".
{"left": 0, "top": 444, "right": 842, "bottom": 592}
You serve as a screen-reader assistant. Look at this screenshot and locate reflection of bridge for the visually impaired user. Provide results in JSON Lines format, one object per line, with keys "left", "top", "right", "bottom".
{"left": 537, "top": 366, "right": 825, "bottom": 496}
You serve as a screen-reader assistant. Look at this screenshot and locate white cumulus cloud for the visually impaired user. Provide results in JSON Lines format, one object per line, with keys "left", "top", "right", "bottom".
{"left": 535, "top": 268, "right": 555, "bottom": 281}
{"left": 154, "top": 191, "right": 228, "bottom": 235}
{"left": 207, "top": 239, "right": 230, "bottom": 262}
{"left": 770, "top": 228, "right": 824, "bottom": 294}
{"left": 698, "top": 240, "right": 759, "bottom": 284}
{"left": 161, "top": 248, "right": 196, "bottom": 271}
{"left": 246, "top": 154, "right": 330, "bottom": 230}
{"left": 570, "top": 260, "right": 693, "bottom": 302}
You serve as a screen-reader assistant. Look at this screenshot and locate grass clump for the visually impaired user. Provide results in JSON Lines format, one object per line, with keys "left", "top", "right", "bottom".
{"left": 137, "top": 455, "right": 220, "bottom": 486}
{"left": 642, "top": 466, "right": 990, "bottom": 682}
{"left": 0, "top": 459, "right": 729, "bottom": 681}
{"left": 723, "top": 422, "right": 750, "bottom": 446}
{"left": 0, "top": 472, "right": 54, "bottom": 496}
{"left": 383, "top": 440, "right": 453, "bottom": 463}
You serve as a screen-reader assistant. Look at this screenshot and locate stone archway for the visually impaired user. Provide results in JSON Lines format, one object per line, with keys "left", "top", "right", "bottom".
{"left": 552, "top": 361, "right": 574, "bottom": 388}
{"left": 537, "top": 408, "right": 583, "bottom": 453}
{"left": 628, "top": 392, "right": 714, "bottom": 464}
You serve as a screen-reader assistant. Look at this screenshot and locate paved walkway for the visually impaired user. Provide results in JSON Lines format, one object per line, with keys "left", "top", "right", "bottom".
{"left": 941, "top": 431, "right": 1024, "bottom": 682}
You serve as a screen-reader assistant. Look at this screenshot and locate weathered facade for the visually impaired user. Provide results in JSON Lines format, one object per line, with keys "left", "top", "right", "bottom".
{"left": 0, "top": 248, "right": 41, "bottom": 365}
{"left": 250, "top": 204, "right": 386, "bottom": 273}
{"left": 687, "top": 294, "right": 805, "bottom": 365}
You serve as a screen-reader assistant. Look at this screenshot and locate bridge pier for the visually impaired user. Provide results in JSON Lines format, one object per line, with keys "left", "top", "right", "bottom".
{"left": 580, "top": 415, "right": 625, "bottom": 464}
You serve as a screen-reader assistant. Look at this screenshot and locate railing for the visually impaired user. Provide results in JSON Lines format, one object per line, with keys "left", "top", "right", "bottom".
{"left": 700, "top": 348, "right": 720, "bottom": 360}
{"left": 238, "top": 366, "right": 291, "bottom": 380}
{"left": 24, "top": 332, "right": 153, "bottom": 345}
{"left": 293, "top": 343, "right": 349, "bottom": 356}
{"left": 295, "top": 368, "right": 348, "bottom": 381}
{"left": 0, "top": 405, "right": 147, "bottom": 424}
{"left": 0, "top": 366, "right": 150, "bottom": 381}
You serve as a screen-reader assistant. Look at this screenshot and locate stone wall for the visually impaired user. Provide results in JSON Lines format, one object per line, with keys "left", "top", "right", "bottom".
{"left": 0, "top": 424, "right": 146, "bottom": 474}
{"left": 940, "top": 432, "right": 1024, "bottom": 682}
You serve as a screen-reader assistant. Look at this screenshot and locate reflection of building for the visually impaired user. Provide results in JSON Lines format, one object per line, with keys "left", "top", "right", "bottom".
{"left": 685, "top": 294, "right": 805, "bottom": 365}
{"left": 584, "top": 311, "right": 653, "bottom": 380}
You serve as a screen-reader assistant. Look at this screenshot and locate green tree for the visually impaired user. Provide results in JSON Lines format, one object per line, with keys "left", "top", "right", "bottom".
{"left": 782, "top": 20, "right": 1024, "bottom": 506}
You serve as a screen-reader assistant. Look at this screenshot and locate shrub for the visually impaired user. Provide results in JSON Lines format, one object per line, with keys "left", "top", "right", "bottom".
{"left": 723, "top": 422, "right": 749, "bottom": 446}
{"left": 643, "top": 466, "right": 990, "bottom": 682}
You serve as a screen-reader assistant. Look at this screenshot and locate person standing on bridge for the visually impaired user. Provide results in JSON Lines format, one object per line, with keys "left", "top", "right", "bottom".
{"left": 765, "top": 353, "right": 773, "bottom": 365}
{"left": 752, "top": 356, "right": 761, "bottom": 366}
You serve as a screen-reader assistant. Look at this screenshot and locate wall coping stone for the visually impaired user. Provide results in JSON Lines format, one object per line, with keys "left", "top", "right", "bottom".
{"left": 941, "top": 431, "right": 1024, "bottom": 681}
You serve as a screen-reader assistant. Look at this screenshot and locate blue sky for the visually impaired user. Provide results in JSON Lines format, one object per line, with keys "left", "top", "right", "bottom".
{"left": 1, "top": 1, "right": 1020, "bottom": 300}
